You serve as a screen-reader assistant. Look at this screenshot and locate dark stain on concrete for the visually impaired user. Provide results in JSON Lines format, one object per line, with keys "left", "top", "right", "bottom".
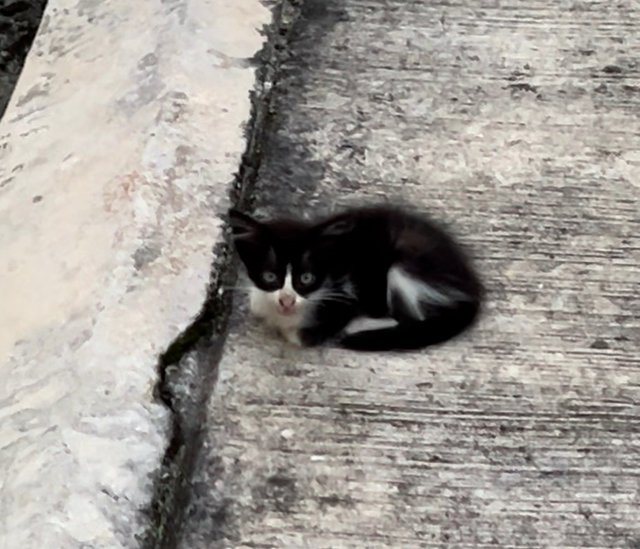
{"left": 317, "top": 493, "right": 355, "bottom": 510}
{"left": 590, "top": 338, "right": 610, "bottom": 349}
{"left": 253, "top": 471, "right": 298, "bottom": 513}
{"left": 506, "top": 82, "right": 539, "bottom": 94}
{"left": 155, "top": 91, "right": 188, "bottom": 124}
{"left": 133, "top": 243, "right": 162, "bottom": 270}
{"left": 602, "top": 64, "right": 624, "bottom": 75}
{"left": 117, "top": 51, "right": 164, "bottom": 116}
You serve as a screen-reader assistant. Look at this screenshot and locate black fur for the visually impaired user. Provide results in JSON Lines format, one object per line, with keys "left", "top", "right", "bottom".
{"left": 229, "top": 205, "right": 483, "bottom": 352}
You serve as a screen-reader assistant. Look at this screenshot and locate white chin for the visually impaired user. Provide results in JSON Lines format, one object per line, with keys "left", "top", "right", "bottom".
{"left": 250, "top": 288, "right": 304, "bottom": 330}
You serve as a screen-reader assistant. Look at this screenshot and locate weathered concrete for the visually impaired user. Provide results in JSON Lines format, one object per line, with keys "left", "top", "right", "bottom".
{"left": 180, "top": 0, "right": 640, "bottom": 547}
{"left": 0, "top": 0, "right": 270, "bottom": 547}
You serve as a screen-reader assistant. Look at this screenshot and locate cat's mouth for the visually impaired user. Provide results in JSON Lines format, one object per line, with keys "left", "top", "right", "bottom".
{"left": 277, "top": 305, "right": 297, "bottom": 316}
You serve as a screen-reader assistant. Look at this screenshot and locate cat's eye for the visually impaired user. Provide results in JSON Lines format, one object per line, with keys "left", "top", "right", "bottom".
{"left": 300, "top": 272, "right": 315, "bottom": 285}
{"left": 262, "top": 271, "right": 277, "bottom": 283}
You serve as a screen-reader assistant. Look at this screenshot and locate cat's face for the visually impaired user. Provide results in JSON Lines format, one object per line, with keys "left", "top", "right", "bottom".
{"left": 228, "top": 209, "right": 352, "bottom": 320}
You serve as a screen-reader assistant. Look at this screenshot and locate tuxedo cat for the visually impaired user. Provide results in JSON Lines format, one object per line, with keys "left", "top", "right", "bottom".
{"left": 228, "top": 205, "right": 482, "bottom": 351}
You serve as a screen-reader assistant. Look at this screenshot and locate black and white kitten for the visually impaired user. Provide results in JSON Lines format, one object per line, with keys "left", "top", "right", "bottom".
{"left": 228, "top": 205, "right": 482, "bottom": 351}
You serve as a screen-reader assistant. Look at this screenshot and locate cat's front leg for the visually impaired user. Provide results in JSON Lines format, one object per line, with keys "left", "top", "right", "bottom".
{"left": 298, "top": 325, "right": 331, "bottom": 347}
{"left": 274, "top": 320, "right": 328, "bottom": 348}
{"left": 298, "top": 309, "right": 357, "bottom": 347}
{"left": 281, "top": 327, "right": 303, "bottom": 347}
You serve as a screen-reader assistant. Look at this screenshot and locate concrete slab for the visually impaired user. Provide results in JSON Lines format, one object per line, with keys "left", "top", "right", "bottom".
{"left": 180, "top": 0, "right": 640, "bottom": 547}
{"left": 0, "top": 0, "right": 270, "bottom": 547}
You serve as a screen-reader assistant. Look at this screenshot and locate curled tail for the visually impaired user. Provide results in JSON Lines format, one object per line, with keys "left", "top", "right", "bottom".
{"left": 339, "top": 301, "right": 480, "bottom": 352}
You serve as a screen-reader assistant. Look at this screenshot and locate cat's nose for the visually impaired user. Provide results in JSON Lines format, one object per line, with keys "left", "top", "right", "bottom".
{"left": 278, "top": 294, "right": 296, "bottom": 309}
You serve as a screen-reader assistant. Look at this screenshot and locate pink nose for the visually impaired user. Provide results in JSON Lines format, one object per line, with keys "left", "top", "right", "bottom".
{"left": 278, "top": 294, "right": 296, "bottom": 309}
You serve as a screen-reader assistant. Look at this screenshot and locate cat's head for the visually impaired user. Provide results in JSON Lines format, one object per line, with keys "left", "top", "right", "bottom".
{"left": 228, "top": 209, "right": 354, "bottom": 317}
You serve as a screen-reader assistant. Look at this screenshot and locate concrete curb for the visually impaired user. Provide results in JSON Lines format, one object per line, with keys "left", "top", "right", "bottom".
{"left": 0, "top": 1, "right": 272, "bottom": 547}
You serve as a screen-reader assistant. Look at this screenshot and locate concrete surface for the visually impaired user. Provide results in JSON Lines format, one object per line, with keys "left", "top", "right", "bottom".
{"left": 180, "top": 0, "right": 640, "bottom": 548}
{"left": 0, "top": 0, "right": 270, "bottom": 547}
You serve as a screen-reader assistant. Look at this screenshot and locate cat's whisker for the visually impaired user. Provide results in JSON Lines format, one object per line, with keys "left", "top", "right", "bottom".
{"left": 308, "top": 293, "right": 356, "bottom": 304}
{"left": 317, "top": 298, "right": 355, "bottom": 305}
{"left": 327, "top": 289, "right": 355, "bottom": 296}
{"left": 321, "top": 293, "right": 355, "bottom": 300}
{"left": 307, "top": 295, "right": 350, "bottom": 302}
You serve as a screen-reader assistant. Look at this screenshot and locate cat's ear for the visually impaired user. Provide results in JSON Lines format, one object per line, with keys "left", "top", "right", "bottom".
{"left": 318, "top": 216, "right": 355, "bottom": 237}
{"left": 228, "top": 209, "right": 270, "bottom": 270}
{"left": 228, "top": 209, "right": 263, "bottom": 240}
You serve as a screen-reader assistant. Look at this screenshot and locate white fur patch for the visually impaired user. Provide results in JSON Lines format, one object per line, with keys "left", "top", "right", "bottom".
{"left": 249, "top": 287, "right": 307, "bottom": 330}
{"left": 343, "top": 316, "right": 398, "bottom": 335}
{"left": 342, "top": 278, "right": 357, "bottom": 300}
{"left": 281, "top": 327, "right": 303, "bottom": 346}
{"left": 386, "top": 265, "right": 458, "bottom": 321}
{"left": 249, "top": 266, "right": 309, "bottom": 340}
{"left": 283, "top": 268, "right": 295, "bottom": 295}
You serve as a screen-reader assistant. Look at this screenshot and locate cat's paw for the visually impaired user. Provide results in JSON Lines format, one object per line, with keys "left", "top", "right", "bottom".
{"left": 281, "top": 327, "right": 303, "bottom": 347}
{"left": 298, "top": 327, "right": 329, "bottom": 347}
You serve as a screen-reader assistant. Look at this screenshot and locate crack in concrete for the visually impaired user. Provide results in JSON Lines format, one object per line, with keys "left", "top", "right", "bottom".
{"left": 140, "top": 2, "right": 302, "bottom": 548}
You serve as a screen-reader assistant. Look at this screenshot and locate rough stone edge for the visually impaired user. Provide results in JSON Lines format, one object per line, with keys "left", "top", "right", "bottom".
{"left": 139, "top": 2, "right": 302, "bottom": 548}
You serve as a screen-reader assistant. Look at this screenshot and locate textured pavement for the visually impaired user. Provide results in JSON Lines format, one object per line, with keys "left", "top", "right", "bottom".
{"left": 180, "top": 1, "right": 640, "bottom": 547}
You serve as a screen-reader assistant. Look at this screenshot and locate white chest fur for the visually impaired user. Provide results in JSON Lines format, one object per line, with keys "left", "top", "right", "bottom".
{"left": 249, "top": 286, "right": 307, "bottom": 345}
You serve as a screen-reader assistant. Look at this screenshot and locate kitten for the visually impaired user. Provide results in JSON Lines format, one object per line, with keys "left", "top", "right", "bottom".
{"left": 228, "top": 205, "right": 482, "bottom": 351}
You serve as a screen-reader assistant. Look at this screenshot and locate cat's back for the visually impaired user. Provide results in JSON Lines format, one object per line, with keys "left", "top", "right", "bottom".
{"left": 346, "top": 204, "right": 450, "bottom": 247}
{"left": 350, "top": 204, "right": 477, "bottom": 276}
{"left": 329, "top": 204, "right": 482, "bottom": 308}
{"left": 322, "top": 204, "right": 471, "bottom": 263}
